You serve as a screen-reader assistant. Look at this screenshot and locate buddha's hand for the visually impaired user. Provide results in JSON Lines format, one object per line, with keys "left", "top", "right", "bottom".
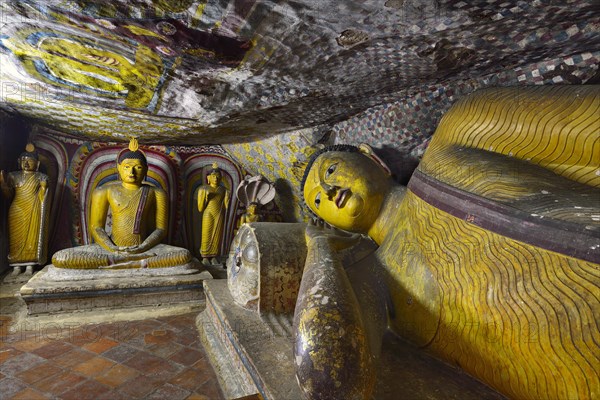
{"left": 117, "top": 245, "right": 145, "bottom": 254}
{"left": 38, "top": 182, "right": 47, "bottom": 202}
{"left": 305, "top": 218, "right": 361, "bottom": 251}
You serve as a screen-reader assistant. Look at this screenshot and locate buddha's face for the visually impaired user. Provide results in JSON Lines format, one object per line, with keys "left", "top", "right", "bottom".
{"left": 118, "top": 158, "right": 147, "bottom": 185}
{"left": 20, "top": 156, "right": 38, "bottom": 172}
{"left": 207, "top": 171, "right": 221, "bottom": 186}
{"left": 227, "top": 225, "right": 259, "bottom": 310}
{"left": 303, "top": 150, "right": 391, "bottom": 233}
{"left": 247, "top": 203, "right": 258, "bottom": 215}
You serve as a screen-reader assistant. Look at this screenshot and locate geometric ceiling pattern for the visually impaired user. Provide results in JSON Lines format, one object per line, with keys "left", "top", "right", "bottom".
{"left": 1, "top": 0, "right": 599, "bottom": 145}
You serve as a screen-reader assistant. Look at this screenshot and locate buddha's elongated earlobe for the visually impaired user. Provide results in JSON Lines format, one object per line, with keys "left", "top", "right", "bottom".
{"left": 358, "top": 143, "right": 392, "bottom": 176}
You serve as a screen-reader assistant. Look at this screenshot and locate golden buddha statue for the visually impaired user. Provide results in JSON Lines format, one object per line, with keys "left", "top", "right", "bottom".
{"left": 52, "top": 138, "right": 192, "bottom": 269}
{"left": 295, "top": 86, "right": 599, "bottom": 400}
{"left": 197, "top": 163, "right": 230, "bottom": 266}
{"left": 239, "top": 203, "right": 260, "bottom": 225}
{"left": 0, "top": 144, "right": 51, "bottom": 275}
{"left": 235, "top": 175, "right": 276, "bottom": 231}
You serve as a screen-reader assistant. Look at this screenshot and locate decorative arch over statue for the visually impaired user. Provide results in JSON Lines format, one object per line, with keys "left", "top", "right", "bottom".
{"left": 183, "top": 153, "right": 243, "bottom": 261}
{"left": 68, "top": 142, "right": 182, "bottom": 245}
{"left": 30, "top": 133, "right": 69, "bottom": 254}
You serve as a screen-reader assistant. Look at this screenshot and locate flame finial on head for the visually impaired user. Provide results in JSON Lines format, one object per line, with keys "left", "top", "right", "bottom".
{"left": 129, "top": 137, "right": 139, "bottom": 152}
{"left": 19, "top": 143, "right": 39, "bottom": 161}
{"left": 118, "top": 137, "right": 147, "bottom": 166}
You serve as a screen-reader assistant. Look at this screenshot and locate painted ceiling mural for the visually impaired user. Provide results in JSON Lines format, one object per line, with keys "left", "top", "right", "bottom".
{"left": 0, "top": 0, "right": 597, "bottom": 145}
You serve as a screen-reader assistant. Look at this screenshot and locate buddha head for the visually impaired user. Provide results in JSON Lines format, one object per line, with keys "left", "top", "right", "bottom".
{"left": 19, "top": 143, "right": 40, "bottom": 173}
{"left": 207, "top": 162, "right": 223, "bottom": 187}
{"left": 117, "top": 138, "right": 148, "bottom": 186}
{"left": 247, "top": 202, "right": 258, "bottom": 216}
{"left": 302, "top": 144, "right": 392, "bottom": 233}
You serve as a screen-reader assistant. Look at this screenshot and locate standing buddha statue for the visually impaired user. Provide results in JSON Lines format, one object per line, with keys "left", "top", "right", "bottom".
{"left": 197, "top": 163, "right": 230, "bottom": 266}
{"left": 1, "top": 143, "right": 51, "bottom": 275}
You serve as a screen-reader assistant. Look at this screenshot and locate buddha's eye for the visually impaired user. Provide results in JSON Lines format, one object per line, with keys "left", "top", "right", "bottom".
{"left": 314, "top": 192, "right": 321, "bottom": 209}
{"left": 325, "top": 163, "right": 337, "bottom": 178}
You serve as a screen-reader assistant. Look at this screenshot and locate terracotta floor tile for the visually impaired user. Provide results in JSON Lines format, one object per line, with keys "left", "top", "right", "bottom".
{"left": 60, "top": 378, "right": 111, "bottom": 400}
{"left": 107, "top": 321, "right": 146, "bottom": 342}
{"left": 72, "top": 356, "right": 116, "bottom": 377}
{"left": 117, "top": 374, "right": 161, "bottom": 398}
{"left": 0, "top": 352, "right": 46, "bottom": 376}
{"left": 123, "top": 351, "right": 170, "bottom": 372}
{"left": 166, "top": 315, "right": 197, "bottom": 330}
{"left": 102, "top": 344, "right": 143, "bottom": 363}
{"left": 144, "top": 328, "right": 177, "bottom": 345}
{"left": 14, "top": 361, "right": 62, "bottom": 384}
{"left": 53, "top": 348, "right": 96, "bottom": 368}
{"left": 191, "top": 356, "right": 215, "bottom": 371}
{"left": 31, "top": 370, "right": 86, "bottom": 395}
{"left": 0, "top": 312, "right": 221, "bottom": 399}
{"left": 9, "top": 387, "right": 49, "bottom": 400}
{"left": 168, "top": 367, "right": 212, "bottom": 391}
{"left": 146, "top": 383, "right": 191, "bottom": 400}
{"left": 0, "top": 377, "right": 28, "bottom": 399}
{"left": 124, "top": 352, "right": 184, "bottom": 381}
{"left": 169, "top": 347, "right": 205, "bottom": 366}
{"left": 0, "top": 347, "right": 22, "bottom": 364}
{"left": 69, "top": 331, "right": 101, "bottom": 347}
{"left": 82, "top": 337, "right": 118, "bottom": 354}
{"left": 95, "top": 363, "right": 139, "bottom": 387}
{"left": 147, "top": 341, "right": 183, "bottom": 358}
{"left": 165, "top": 321, "right": 194, "bottom": 334}
{"left": 31, "top": 341, "right": 73, "bottom": 359}
{"left": 171, "top": 331, "right": 198, "bottom": 346}
{"left": 186, "top": 394, "right": 211, "bottom": 400}
{"left": 110, "top": 320, "right": 161, "bottom": 340}
{"left": 10, "top": 337, "right": 50, "bottom": 352}
{"left": 96, "top": 389, "right": 132, "bottom": 400}
{"left": 195, "top": 379, "right": 225, "bottom": 400}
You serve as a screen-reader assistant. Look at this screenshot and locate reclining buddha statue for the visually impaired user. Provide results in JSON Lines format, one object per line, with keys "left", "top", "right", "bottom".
{"left": 295, "top": 86, "right": 599, "bottom": 400}
{"left": 52, "top": 138, "right": 193, "bottom": 269}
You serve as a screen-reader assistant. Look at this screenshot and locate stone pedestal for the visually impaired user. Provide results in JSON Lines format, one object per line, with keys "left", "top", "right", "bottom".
{"left": 20, "top": 265, "right": 212, "bottom": 317}
{"left": 198, "top": 280, "right": 506, "bottom": 400}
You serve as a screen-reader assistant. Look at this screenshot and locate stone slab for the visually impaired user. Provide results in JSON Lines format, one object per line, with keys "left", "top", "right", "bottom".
{"left": 20, "top": 265, "right": 213, "bottom": 316}
{"left": 198, "top": 280, "right": 507, "bottom": 400}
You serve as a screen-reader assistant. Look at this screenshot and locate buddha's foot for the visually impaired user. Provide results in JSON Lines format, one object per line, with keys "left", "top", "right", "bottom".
{"left": 202, "top": 258, "right": 211, "bottom": 267}
{"left": 11, "top": 267, "right": 22, "bottom": 276}
{"left": 210, "top": 257, "right": 221, "bottom": 266}
{"left": 24, "top": 265, "right": 33, "bottom": 275}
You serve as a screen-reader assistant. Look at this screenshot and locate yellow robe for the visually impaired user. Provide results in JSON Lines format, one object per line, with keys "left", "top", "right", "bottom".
{"left": 197, "top": 185, "right": 229, "bottom": 258}
{"left": 7, "top": 171, "right": 50, "bottom": 265}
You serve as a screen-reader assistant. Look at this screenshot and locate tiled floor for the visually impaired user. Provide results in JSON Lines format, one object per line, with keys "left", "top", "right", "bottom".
{"left": 0, "top": 313, "right": 224, "bottom": 400}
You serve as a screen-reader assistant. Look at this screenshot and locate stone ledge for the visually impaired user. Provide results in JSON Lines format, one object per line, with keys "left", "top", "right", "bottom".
{"left": 19, "top": 265, "right": 213, "bottom": 317}
{"left": 199, "top": 280, "right": 507, "bottom": 400}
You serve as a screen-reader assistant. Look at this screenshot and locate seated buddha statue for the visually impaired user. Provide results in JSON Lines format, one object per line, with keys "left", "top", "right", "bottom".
{"left": 294, "top": 86, "right": 599, "bottom": 400}
{"left": 52, "top": 138, "right": 192, "bottom": 269}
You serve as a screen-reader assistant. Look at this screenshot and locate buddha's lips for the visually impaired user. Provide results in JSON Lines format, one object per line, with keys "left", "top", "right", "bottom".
{"left": 335, "top": 188, "right": 349, "bottom": 208}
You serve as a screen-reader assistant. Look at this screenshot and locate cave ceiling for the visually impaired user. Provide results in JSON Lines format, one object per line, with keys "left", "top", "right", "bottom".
{"left": 0, "top": 0, "right": 598, "bottom": 145}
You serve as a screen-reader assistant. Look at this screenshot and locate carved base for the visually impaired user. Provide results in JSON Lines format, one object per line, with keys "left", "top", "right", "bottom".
{"left": 19, "top": 265, "right": 213, "bottom": 316}
{"left": 197, "top": 280, "right": 299, "bottom": 400}
{"left": 198, "top": 280, "right": 507, "bottom": 400}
